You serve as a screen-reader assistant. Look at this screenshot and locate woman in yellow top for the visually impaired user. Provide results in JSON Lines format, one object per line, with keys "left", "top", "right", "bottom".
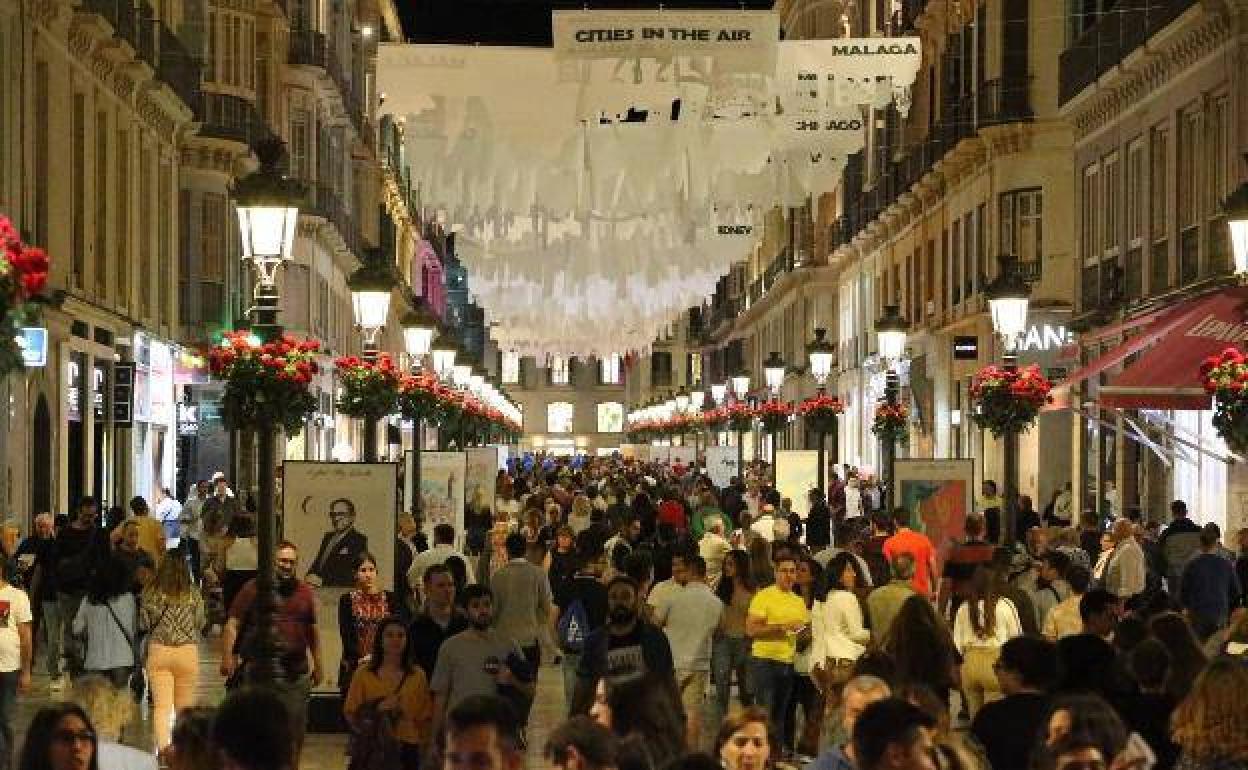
{"left": 344, "top": 617, "right": 432, "bottom": 769}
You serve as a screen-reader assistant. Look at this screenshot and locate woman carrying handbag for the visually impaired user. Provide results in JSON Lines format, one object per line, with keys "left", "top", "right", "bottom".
{"left": 141, "top": 555, "right": 205, "bottom": 752}
{"left": 343, "top": 617, "right": 432, "bottom": 770}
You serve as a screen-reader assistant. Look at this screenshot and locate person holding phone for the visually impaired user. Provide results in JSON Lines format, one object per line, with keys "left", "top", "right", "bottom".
{"left": 745, "top": 554, "right": 809, "bottom": 752}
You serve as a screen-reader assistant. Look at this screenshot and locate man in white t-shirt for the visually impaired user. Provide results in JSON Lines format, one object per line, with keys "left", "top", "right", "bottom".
{"left": 152, "top": 486, "right": 183, "bottom": 545}
{"left": 751, "top": 505, "right": 779, "bottom": 543}
{"left": 407, "top": 523, "right": 475, "bottom": 599}
{"left": 650, "top": 553, "right": 723, "bottom": 748}
{"left": 0, "top": 560, "right": 33, "bottom": 765}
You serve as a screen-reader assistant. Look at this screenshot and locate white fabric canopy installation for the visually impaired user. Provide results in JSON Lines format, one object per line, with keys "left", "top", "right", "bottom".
{"left": 377, "top": 15, "right": 921, "bottom": 358}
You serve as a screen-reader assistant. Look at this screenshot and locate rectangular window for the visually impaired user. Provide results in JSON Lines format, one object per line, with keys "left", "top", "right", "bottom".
{"left": 547, "top": 402, "right": 573, "bottom": 434}
{"left": 1000, "top": 189, "right": 1044, "bottom": 264}
{"left": 1103, "top": 152, "right": 1120, "bottom": 257}
{"left": 651, "top": 351, "right": 673, "bottom": 388}
{"left": 549, "top": 356, "right": 570, "bottom": 386}
{"left": 290, "top": 109, "right": 311, "bottom": 180}
{"left": 976, "top": 203, "right": 987, "bottom": 284}
{"left": 1125, "top": 139, "right": 1145, "bottom": 247}
{"left": 115, "top": 128, "right": 129, "bottom": 309}
{"left": 1082, "top": 163, "right": 1099, "bottom": 266}
{"left": 178, "top": 190, "right": 192, "bottom": 324}
{"left": 34, "top": 60, "right": 48, "bottom": 247}
{"left": 159, "top": 157, "right": 172, "bottom": 325}
{"left": 596, "top": 402, "right": 623, "bottom": 433}
{"left": 501, "top": 351, "right": 520, "bottom": 384}
{"left": 206, "top": 10, "right": 217, "bottom": 83}
{"left": 1178, "top": 109, "right": 1201, "bottom": 283}
{"left": 599, "top": 353, "right": 621, "bottom": 385}
{"left": 941, "top": 228, "right": 949, "bottom": 310}
{"left": 71, "top": 93, "right": 86, "bottom": 289}
{"left": 139, "top": 142, "right": 153, "bottom": 319}
{"left": 1207, "top": 95, "right": 1230, "bottom": 274}
{"left": 951, "top": 217, "right": 962, "bottom": 305}
{"left": 1151, "top": 126, "right": 1168, "bottom": 241}
{"left": 94, "top": 109, "right": 109, "bottom": 300}
{"left": 963, "top": 214, "right": 974, "bottom": 300}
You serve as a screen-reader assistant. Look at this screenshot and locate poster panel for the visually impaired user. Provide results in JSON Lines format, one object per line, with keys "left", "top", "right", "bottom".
{"left": 465, "top": 448, "right": 499, "bottom": 516}
{"left": 705, "top": 445, "right": 738, "bottom": 488}
{"left": 669, "top": 445, "right": 697, "bottom": 468}
{"left": 618, "top": 444, "right": 640, "bottom": 460}
{"left": 895, "top": 459, "right": 975, "bottom": 572}
{"left": 650, "top": 445, "right": 671, "bottom": 465}
{"left": 281, "top": 461, "right": 397, "bottom": 693}
{"left": 775, "top": 450, "right": 819, "bottom": 518}
{"left": 420, "top": 451, "right": 467, "bottom": 541}
{"left": 552, "top": 10, "right": 779, "bottom": 73}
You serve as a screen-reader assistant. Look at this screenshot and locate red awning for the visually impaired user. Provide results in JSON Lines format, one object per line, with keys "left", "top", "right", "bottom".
{"left": 1100, "top": 287, "right": 1248, "bottom": 410}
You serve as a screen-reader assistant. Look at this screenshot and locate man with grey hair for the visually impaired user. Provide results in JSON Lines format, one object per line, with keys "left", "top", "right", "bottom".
{"left": 810, "top": 675, "right": 892, "bottom": 770}
{"left": 698, "top": 517, "right": 730, "bottom": 587}
{"left": 866, "top": 554, "right": 916, "bottom": 642}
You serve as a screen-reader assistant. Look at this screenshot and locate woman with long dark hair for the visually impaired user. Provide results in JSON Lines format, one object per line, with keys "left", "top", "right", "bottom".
{"left": 19, "top": 702, "right": 100, "bottom": 770}
{"left": 1150, "top": 612, "right": 1208, "bottom": 703}
{"left": 338, "top": 552, "right": 404, "bottom": 697}
{"left": 784, "top": 556, "right": 825, "bottom": 757}
{"left": 953, "top": 565, "right": 1023, "bottom": 716}
{"left": 72, "top": 556, "right": 137, "bottom": 689}
{"left": 343, "top": 617, "right": 432, "bottom": 770}
{"left": 880, "top": 594, "right": 960, "bottom": 705}
{"left": 593, "top": 673, "right": 686, "bottom": 770}
{"left": 712, "top": 550, "right": 757, "bottom": 727}
{"left": 812, "top": 552, "right": 871, "bottom": 711}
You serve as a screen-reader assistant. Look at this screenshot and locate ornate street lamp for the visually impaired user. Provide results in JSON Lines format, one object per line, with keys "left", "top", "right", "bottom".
{"left": 807, "top": 327, "right": 837, "bottom": 492}
{"left": 231, "top": 139, "right": 305, "bottom": 687}
{"left": 730, "top": 369, "right": 751, "bottom": 472}
{"left": 763, "top": 351, "right": 787, "bottom": 397}
{"left": 430, "top": 334, "right": 457, "bottom": 383}
{"left": 876, "top": 305, "right": 908, "bottom": 510}
{"left": 348, "top": 254, "right": 397, "bottom": 462}
{"left": 986, "top": 253, "right": 1032, "bottom": 545}
{"left": 402, "top": 304, "right": 438, "bottom": 522}
{"left": 1226, "top": 156, "right": 1248, "bottom": 275}
{"left": 710, "top": 382, "right": 728, "bottom": 406}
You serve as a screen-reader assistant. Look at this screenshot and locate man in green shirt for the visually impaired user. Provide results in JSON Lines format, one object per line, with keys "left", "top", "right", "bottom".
{"left": 866, "top": 554, "right": 916, "bottom": 642}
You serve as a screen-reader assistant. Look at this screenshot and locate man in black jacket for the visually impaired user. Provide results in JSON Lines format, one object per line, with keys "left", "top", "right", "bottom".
{"left": 806, "top": 489, "right": 832, "bottom": 551}
{"left": 53, "top": 496, "right": 106, "bottom": 680}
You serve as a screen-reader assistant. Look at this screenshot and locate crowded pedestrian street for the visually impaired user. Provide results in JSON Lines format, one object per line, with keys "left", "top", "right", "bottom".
{"left": 4, "top": 0, "right": 1248, "bottom": 768}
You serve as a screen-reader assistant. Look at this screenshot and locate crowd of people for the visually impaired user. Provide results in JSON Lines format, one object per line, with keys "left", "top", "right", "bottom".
{"left": 7, "top": 453, "right": 1248, "bottom": 770}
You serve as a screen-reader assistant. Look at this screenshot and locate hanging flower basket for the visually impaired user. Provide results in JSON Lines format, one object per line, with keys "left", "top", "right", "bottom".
{"left": 701, "top": 407, "right": 729, "bottom": 432}
{"left": 396, "top": 371, "right": 446, "bottom": 423}
{"left": 0, "top": 215, "right": 50, "bottom": 375}
{"left": 208, "top": 331, "right": 320, "bottom": 433}
{"left": 969, "top": 364, "right": 1053, "bottom": 438}
{"left": 1201, "top": 347, "right": 1248, "bottom": 453}
{"left": 335, "top": 354, "right": 403, "bottom": 421}
{"left": 725, "top": 402, "right": 756, "bottom": 433}
{"left": 756, "top": 399, "right": 794, "bottom": 433}
{"left": 798, "top": 393, "right": 845, "bottom": 434}
{"left": 871, "top": 402, "right": 909, "bottom": 444}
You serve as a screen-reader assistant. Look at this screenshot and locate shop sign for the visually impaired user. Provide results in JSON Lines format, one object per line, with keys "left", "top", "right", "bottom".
{"left": 177, "top": 403, "right": 199, "bottom": 436}
{"left": 16, "top": 327, "right": 46, "bottom": 367}
{"left": 149, "top": 340, "right": 173, "bottom": 425}
{"left": 113, "top": 363, "right": 134, "bottom": 426}
{"left": 1012, "top": 312, "right": 1078, "bottom": 370}
{"left": 66, "top": 357, "right": 83, "bottom": 423}
{"left": 92, "top": 363, "right": 108, "bottom": 421}
{"left": 552, "top": 10, "right": 779, "bottom": 72}
{"left": 952, "top": 336, "right": 978, "bottom": 360}
{"left": 1013, "top": 323, "right": 1075, "bottom": 353}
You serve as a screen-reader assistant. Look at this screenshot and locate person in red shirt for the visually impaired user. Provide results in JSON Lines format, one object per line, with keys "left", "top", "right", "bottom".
{"left": 657, "top": 489, "right": 688, "bottom": 534}
{"left": 882, "top": 508, "right": 937, "bottom": 598}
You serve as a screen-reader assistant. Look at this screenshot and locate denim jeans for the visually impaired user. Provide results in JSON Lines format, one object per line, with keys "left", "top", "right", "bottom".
{"left": 56, "top": 592, "right": 85, "bottom": 676}
{"left": 711, "top": 635, "right": 753, "bottom": 726}
{"left": 0, "top": 669, "right": 18, "bottom": 770}
{"left": 39, "top": 600, "right": 62, "bottom": 678}
{"left": 561, "top": 652, "right": 581, "bottom": 713}
{"left": 749, "top": 657, "right": 795, "bottom": 746}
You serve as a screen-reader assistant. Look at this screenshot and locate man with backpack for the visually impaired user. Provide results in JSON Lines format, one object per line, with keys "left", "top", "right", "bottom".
{"left": 1158, "top": 499, "right": 1201, "bottom": 594}
{"left": 552, "top": 540, "right": 608, "bottom": 712}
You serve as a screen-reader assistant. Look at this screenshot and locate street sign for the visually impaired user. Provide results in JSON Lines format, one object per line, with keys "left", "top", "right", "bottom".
{"left": 16, "top": 327, "right": 46, "bottom": 367}
{"left": 113, "top": 363, "right": 134, "bottom": 426}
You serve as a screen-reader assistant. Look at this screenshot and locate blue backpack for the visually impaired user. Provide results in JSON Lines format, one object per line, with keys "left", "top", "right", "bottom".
{"left": 557, "top": 598, "right": 590, "bottom": 653}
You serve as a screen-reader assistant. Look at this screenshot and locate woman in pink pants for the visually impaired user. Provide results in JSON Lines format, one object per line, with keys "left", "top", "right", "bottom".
{"left": 141, "top": 554, "right": 205, "bottom": 751}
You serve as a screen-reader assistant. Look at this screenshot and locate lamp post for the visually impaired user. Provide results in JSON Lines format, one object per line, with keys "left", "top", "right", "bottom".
{"left": 675, "top": 387, "right": 690, "bottom": 447}
{"left": 807, "top": 328, "right": 836, "bottom": 493}
{"left": 232, "top": 139, "right": 304, "bottom": 687}
{"left": 986, "top": 254, "right": 1032, "bottom": 545}
{"left": 401, "top": 306, "right": 437, "bottom": 519}
{"left": 1227, "top": 155, "right": 1248, "bottom": 275}
{"left": 763, "top": 351, "right": 786, "bottom": 470}
{"left": 731, "top": 369, "right": 750, "bottom": 475}
{"left": 690, "top": 388, "right": 706, "bottom": 460}
{"left": 875, "top": 306, "right": 908, "bottom": 511}
{"left": 348, "top": 256, "right": 397, "bottom": 462}
{"left": 453, "top": 356, "right": 473, "bottom": 448}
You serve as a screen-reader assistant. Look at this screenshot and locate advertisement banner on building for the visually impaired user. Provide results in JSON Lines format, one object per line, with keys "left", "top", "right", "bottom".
{"left": 281, "top": 461, "right": 397, "bottom": 694}
{"left": 465, "top": 447, "right": 499, "bottom": 515}
{"left": 894, "top": 459, "right": 975, "bottom": 571}
{"left": 705, "top": 445, "right": 738, "bottom": 488}
{"left": 414, "top": 451, "right": 466, "bottom": 542}
{"left": 149, "top": 340, "right": 174, "bottom": 426}
{"left": 552, "top": 10, "right": 778, "bottom": 72}
{"left": 776, "top": 450, "right": 819, "bottom": 518}
{"left": 17, "top": 327, "right": 46, "bottom": 367}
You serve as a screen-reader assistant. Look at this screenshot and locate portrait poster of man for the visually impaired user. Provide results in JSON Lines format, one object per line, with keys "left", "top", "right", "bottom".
{"left": 282, "top": 461, "right": 397, "bottom": 693}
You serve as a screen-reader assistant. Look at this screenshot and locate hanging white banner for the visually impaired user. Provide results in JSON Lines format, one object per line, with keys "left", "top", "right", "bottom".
{"left": 552, "top": 10, "right": 779, "bottom": 73}
{"left": 777, "top": 38, "right": 922, "bottom": 116}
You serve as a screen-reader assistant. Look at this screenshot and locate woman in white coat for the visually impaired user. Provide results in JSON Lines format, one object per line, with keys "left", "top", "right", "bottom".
{"left": 953, "top": 565, "right": 1024, "bottom": 717}
{"left": 812, "top": 551, "right": 871, "bottom": 714}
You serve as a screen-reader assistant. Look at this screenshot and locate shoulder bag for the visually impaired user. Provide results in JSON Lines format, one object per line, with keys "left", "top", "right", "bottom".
{"left": 348, "top": 670, "right": 411, "bottom": 770}
{"left": 104, "top": 599, "right": 148, "bottom": 699}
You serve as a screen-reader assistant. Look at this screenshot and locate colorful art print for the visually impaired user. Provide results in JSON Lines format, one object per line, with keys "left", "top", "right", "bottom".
{"left": 894, "top": 459, "right": 975, "bottom": 573}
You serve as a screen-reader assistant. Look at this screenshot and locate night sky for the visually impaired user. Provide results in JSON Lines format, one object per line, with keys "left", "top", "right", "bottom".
{"left": 397, "top": 0, "right": 777, "bottom": 46}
